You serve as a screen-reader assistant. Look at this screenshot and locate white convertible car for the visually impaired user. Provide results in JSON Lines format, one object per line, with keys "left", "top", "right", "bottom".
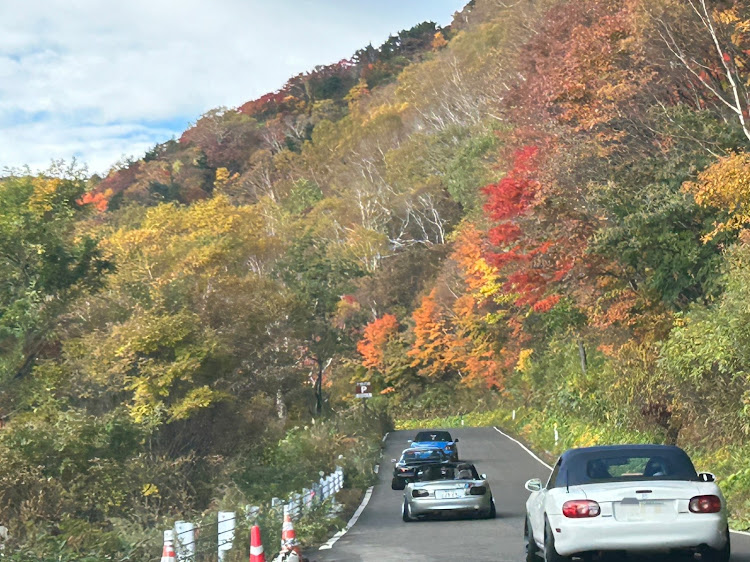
{"left": 524, "top": 444, "right": 730, "bottom": 561}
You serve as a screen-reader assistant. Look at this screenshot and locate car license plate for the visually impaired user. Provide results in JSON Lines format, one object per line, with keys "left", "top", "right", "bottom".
{"left": 614, "top": 500, "right": 674, "bottom": 522}
{"left": 437, "top": 490, "right": 460, "bottom": 499}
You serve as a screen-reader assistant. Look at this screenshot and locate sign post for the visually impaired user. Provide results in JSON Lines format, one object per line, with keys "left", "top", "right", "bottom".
{"left": 355, "top": 382, "right": 372, "bottom": 414}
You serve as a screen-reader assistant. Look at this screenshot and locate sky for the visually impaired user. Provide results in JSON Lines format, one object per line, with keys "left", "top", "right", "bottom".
{"left": 0, "top": 0, "right": 465, "bottom": 175}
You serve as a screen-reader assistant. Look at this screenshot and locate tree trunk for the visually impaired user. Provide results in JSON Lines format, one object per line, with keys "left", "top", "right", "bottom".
{"left": 276, "top": 389, "right": 287, "bottom": 420}
{"left": 315, "top": 359, "right": 323, "bottom": 415}
{"left": 578, "top": 338, "right": 587, "bottom": 376}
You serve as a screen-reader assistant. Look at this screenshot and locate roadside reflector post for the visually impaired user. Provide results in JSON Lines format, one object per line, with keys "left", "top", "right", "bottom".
{"left": 246, "top": 505, "right": 260, "bottom": 523}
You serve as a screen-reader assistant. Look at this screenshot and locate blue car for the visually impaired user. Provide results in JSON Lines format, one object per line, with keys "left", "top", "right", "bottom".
{"left": 409, "top": 430, "right": 459, "bottom": 461}
{"left": 391, "top": 447, "right": 449, "bottom": 490}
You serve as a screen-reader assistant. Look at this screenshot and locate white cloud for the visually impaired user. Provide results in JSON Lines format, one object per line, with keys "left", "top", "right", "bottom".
{"left": 0, "top": 119, "right": 178, "bottom": 175}
{"left": 0, "top": 0, "right": 464, "bottom": 174}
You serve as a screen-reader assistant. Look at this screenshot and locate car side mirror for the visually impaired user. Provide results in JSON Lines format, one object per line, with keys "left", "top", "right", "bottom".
{"left": 525, "top": 478, "right": 543, "bottom": 492}
{"left": 454, "top": 438, "right": 459, "bottom": 443}
{"left": 698, "top": 472, "right": 716, "bottom": 483}
{"left": 480, "top": 473, "right": 487, "bottom": 480}
{"left": 407, "top": 440, "right": 413, "bottom": 444}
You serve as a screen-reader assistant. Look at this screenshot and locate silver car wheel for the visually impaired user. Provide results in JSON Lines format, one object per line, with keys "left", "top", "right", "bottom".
{"left": 402, "top": 497, "right": 413, "bottom": 522}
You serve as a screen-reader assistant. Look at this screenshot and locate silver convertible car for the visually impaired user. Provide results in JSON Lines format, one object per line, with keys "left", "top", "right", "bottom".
{"left": 402, "top": 462, "right": 496, "bottom": 521}
{"left": 524, "top": 444, "right": 730, "bottom": 561}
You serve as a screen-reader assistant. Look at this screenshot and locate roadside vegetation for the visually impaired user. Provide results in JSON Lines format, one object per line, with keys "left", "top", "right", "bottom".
{"left": 3, "top": 0, "right": 750, "bottom": 556}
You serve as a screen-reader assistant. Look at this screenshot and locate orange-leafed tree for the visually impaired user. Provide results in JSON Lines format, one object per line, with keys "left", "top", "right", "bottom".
{"left": 509, "top": 0, "right": 648, "bottom": 137}
{"left": 357, "top": 313, "right": 399, "bottom": 371}
{"left": 446, "top": 296, "right": 500, "bottom": 388}
{"left": 408, "top": 289, "right": 501, "bottom": 388}
{"left": 408, "top": 289, "right": 451, "bottom": 380}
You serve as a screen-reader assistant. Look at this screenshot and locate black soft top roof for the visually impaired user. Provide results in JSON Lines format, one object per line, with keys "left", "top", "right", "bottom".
{"left": 561, "top": 444, "right": 687, "bottom": 458}
{"left": 556, "top": 444, "right": 698, "bottom": 487}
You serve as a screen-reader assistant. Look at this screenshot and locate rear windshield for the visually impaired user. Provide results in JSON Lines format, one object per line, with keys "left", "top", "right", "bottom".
{"left": 415, "top": 464, "right": 478, "bottom": 481}
{"left": 414, "top": 431, "right": 453, "bottom": 442}
{"left": 402, "top": 449, "right": 445, "bottom": 463}
{"left": 561, "top": 448, "right": 698, "bottom": 486}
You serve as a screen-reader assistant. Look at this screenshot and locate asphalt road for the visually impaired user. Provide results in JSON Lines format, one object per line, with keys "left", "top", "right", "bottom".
{"left": 310, "top": 426, "right": 750, "bottom": 562}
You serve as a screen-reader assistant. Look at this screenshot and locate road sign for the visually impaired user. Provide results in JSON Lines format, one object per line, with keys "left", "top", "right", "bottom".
{"left": 355, "top": 382, "right": 372, "bottom": 398}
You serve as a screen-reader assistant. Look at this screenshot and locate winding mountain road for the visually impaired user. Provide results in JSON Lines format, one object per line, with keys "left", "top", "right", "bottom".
{"left": 310, "top": 427, "right": 750, "bottom": 562}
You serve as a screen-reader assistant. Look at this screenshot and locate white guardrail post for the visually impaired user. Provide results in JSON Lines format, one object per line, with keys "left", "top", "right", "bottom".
{"left": 302, "top": 488, "right": 311, "bottom": 511}
{"left": 174, "top": 520, "right": 195, "bottom": 562}
{"left": 217, "top": 511, "right": 235, "bottom": 561}
{"left": 327, "top": 474, "right": 336, "bottom": 508}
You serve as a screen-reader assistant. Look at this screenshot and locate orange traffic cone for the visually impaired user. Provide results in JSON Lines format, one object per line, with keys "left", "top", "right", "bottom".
{"left": 280, "top": 506, "right": 302, "bottom": 558}
{"left": 161, "top": 530, "right": 177, "bottom": 562}
{"left": 249, "top": 524, "right": 265, "bottom": 562}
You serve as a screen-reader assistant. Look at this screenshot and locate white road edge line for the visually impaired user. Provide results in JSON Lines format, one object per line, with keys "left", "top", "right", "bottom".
{"left": 382, "top": 431, "right": 389, "bottom": 443}
{"left": 493, "top": 426, "right": 750, "bottom": 537}
{"left": 493, "top": 426, "right": 552, "bottom": 470}
{"left": 318, "top": 485, "right": 374, "bottom": 550}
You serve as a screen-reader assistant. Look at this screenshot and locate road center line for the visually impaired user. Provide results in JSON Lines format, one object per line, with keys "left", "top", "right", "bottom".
{"left": 318, "top": 485, "right": 374, "bottom": 550}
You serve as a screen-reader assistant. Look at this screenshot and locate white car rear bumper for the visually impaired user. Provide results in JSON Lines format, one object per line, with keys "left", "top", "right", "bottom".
{"left": 547, "top": 513, "right": 728, "bottom": 556}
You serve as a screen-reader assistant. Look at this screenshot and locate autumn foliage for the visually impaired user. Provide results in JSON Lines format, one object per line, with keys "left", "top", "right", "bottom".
{"left": 684, "top": 151, "right": 750, "bottom": 238}
{"left": 10, "top": 1, "right": 750, "bottom": 556}
{"left": 357, "top": 314, "right": 399, "bottom": 370}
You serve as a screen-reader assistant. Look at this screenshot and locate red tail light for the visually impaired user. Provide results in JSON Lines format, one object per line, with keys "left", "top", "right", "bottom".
{"left": 689, "top": 495, "right": 722, "bottom": 513}
{"left": 468, "top": 485, "right": 487, "bottom": 495}
{"left": 562, "top": 500, "right": 601, "bottom": 518}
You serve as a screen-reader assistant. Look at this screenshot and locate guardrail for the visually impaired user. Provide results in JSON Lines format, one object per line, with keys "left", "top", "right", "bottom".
{"left": 166, "top": 467, "right": 344, "bottom": 561}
